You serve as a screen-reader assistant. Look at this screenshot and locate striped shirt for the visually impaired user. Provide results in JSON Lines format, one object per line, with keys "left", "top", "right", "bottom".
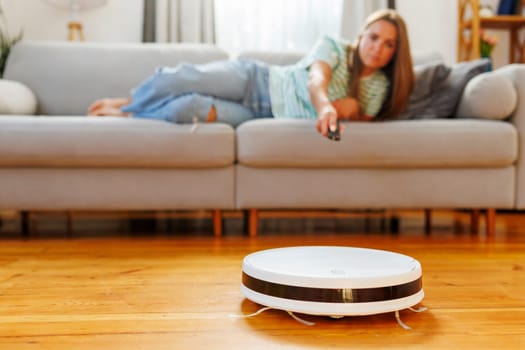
{"left": 268, "top": 35, "right": 389, "bottom": 119}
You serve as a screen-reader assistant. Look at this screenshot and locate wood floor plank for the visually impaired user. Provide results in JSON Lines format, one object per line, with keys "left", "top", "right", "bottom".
{"left": 0, "top": 211, "right": 524, "bottom": 349}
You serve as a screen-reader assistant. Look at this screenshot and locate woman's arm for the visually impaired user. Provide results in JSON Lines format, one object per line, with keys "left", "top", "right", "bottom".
{"left": 308, "top": 61, "right": 365, "bottom": 136}
{"left": 308, "top": 61, "right": 339, "bottom": 136}
{"left": 332, "top": 98, "right": 373, "bottom": 121}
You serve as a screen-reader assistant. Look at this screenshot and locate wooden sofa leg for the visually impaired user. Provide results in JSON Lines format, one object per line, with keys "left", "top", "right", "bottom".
{"left": 470, "top": 209, "right": 480, "bottom": 234}
{"left": 21, "top": 211, "right": 30, "bottom": 237}
{"left": 389, "top": 215, "right": 400, "bottom": 234}
{"left": 66, "top": 212, "right": 73, "bottom": 238}
{"left": 249, "top": 209, "right": 258, "bottom": 237}
{"left": 424, "top": 209, "right": 432, "bottom": 234}
{"left": 212, "top": 210, "right": 222, "bottom": 237}
{"left": 486, "top": 208, "right": 496, "bottom": 238}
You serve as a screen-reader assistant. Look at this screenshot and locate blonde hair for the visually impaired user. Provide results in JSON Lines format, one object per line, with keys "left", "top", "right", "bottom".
{"left": 347, "top": 9, "right": 414, "bottom": 120}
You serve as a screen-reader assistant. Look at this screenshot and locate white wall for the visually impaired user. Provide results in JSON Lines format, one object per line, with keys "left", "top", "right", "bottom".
{"left": 0, "top": 0, "right": 143, "bottom": 42}
{"left": 397, "top": 0, "right": 457, "bottom": 65}
{"left": 0, "top": 0, "right": 514, "bottom": 67}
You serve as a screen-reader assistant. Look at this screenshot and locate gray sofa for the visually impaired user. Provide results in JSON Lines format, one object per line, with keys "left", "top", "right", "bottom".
{"left": 1, "top": 41, "right": 523, "bottom": 237}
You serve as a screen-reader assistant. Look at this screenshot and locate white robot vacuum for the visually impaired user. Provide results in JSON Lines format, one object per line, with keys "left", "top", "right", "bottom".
{"left": 241, "top": 246, "right": 424, "bottom": 317}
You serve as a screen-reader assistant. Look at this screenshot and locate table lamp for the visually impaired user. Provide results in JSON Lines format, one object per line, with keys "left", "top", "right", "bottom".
{"left": 42, "top": 0, "right": 108, "bottom": 41}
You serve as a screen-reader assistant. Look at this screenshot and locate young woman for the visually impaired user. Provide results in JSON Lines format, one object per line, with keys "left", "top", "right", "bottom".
{"left": 88, "top": 9, "right": 414, "bottom": 138}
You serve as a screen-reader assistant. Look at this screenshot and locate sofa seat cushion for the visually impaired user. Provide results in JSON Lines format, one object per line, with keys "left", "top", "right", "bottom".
{"left": 237, "top": 119, "right": 517, "bottom": 168}
{"left": 0, "top": 116, "right": 234, "bottom": 168}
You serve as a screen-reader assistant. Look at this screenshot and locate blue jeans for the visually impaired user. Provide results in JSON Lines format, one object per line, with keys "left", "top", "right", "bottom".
{"left": 121, "top": 59, "right": 273, "bottom": 127}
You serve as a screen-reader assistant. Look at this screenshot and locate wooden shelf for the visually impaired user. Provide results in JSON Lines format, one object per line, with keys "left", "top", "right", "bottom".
{"left": 479, "top": 16, "right": 525, "bottom": 28}
{"left": 458, "top": 0, "right": 525, "bottom": 63}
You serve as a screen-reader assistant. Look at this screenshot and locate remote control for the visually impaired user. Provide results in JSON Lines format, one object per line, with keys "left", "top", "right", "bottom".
{"left": 327, "top": 120, "right": 341, "bottom": 141}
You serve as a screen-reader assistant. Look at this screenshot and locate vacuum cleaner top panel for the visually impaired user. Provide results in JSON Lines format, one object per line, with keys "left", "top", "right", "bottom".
{"left": 242, "top": 246, "right": 422, "bottom": 289}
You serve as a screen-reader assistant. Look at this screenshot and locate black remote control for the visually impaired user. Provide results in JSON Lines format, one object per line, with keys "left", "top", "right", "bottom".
{"left": 327, "top": 120, "right": 341, "bottom": 141}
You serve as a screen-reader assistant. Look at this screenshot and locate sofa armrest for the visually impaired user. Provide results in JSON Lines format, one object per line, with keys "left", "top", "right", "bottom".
{"left": 456, "top": 69, "right": 518, "bottom": 120}
{"left": 491, "top": 64, "right": 525, "bottom": 208}
{"left": 0, "top": 79, "right": 37, "bottom": 115}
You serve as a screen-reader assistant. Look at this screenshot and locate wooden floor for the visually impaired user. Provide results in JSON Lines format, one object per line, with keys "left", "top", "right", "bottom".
{"left": 0, "top": 210, "right": 524, "bottom": 349}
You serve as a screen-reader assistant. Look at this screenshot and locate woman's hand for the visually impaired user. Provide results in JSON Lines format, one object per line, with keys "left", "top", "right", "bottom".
{"left": 316, "top": 104, "right": 339, "bottom": 137}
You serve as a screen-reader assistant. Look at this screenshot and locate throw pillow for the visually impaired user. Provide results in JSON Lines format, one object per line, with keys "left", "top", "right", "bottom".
{"left": 429, "top": 58, "right": 491, "bottom": 118}
{"left": 0, "top": 79, "right": 37, "bottom": 115}
{"left": 396, "top": 61, "right": 451, "bottom": 119}
{"left": 456, "top": 72, "right": 517, "bottom": 120}
{"left": 397, "top": 58, "right": 490, "bottom": 120}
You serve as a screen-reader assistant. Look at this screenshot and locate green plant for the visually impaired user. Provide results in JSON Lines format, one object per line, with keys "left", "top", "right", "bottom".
{"left": 0, "top": 4, "right": 22, "bottom": 78}
{"left": 480, "top": 30, "right": 498, "bottom": 58}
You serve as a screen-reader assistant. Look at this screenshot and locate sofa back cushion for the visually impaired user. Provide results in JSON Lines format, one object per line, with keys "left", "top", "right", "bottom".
{"left": 238, "top": 50, "right": 442, "bottom": 67}
{"left": 237, "top": 50, "right": 305, "bottom": 66}
{"left": 4, "top": 41, "right": 229, "bottom": 116}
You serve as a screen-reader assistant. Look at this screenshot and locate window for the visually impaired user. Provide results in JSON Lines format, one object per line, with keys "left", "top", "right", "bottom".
{"left": 214, "top": 0, "right": 343, "bottom": 54}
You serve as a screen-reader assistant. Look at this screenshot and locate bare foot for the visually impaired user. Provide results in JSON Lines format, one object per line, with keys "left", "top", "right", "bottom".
{"left": 88, "top": 98, "right": 131, "bottom": 117}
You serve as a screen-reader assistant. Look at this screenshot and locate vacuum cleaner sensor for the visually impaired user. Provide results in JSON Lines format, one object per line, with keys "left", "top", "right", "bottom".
{"left": 241, "top": 246, "right": 424, "bottom": 316}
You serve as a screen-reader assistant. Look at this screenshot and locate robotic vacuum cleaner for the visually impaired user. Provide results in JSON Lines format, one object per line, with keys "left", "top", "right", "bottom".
{"left": 241, "top": 246, "right": 424, "bottom": 316}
